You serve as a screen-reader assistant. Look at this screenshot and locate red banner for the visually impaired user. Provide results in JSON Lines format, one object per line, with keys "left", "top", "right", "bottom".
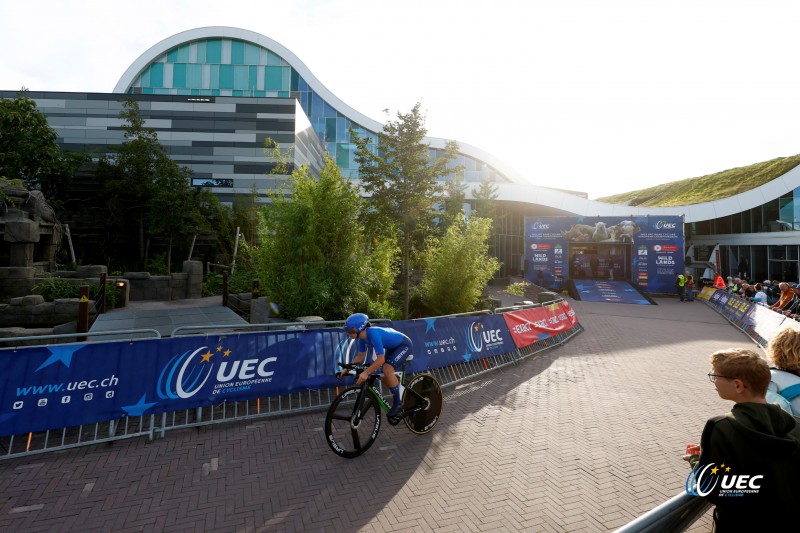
{"left": 502, "top": 301, "right": 579, "bottom": 348}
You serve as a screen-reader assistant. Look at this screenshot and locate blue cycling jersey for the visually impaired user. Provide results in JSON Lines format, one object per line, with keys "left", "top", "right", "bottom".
{"left": 358, "top": 327, "right": 409, "bottom": 355}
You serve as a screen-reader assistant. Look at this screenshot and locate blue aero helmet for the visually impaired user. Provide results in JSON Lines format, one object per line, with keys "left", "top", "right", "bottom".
{"left": 345, "top": 313, "right": 369, "bottom": 334}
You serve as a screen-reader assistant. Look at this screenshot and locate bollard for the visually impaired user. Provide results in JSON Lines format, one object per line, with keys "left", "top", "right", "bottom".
{"left": 78, "top": 285, "right": 89, "bottom": 341}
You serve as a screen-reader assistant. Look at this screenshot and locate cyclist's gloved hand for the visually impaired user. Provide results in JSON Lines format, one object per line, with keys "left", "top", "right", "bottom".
{"left": 336, "top": 364, "right": 353, "bottom": 380}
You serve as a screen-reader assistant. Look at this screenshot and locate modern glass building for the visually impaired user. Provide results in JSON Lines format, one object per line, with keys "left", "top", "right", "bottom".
{"left": 115, "top": 27, "right": 517, "bottom": 189}
{"left": 4, "top": 26, "right": 800, "bottom": 282}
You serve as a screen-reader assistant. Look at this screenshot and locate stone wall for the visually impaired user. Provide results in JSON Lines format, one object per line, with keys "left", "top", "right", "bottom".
{"left": 0, "top": 295, "right": 95, "bottom": 328}
{"left": 123, "top": 261, "right": 203, "bottom": 301}
{"left": 0, "top": 183, "right": 61, "bottom": 299}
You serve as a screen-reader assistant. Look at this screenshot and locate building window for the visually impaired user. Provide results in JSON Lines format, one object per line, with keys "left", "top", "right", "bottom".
{"left": 192, "top": 178, "right": 233, "bottom": 188}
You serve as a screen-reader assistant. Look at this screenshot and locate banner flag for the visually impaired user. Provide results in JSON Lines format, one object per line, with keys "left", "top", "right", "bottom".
{"left": 501, "top": 301, "right": 579, "bottom": 348}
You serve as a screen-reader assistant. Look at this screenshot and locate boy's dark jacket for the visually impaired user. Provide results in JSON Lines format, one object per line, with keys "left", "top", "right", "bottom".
{"left": 696, "top": 402, "right": 800, "bottom": 530}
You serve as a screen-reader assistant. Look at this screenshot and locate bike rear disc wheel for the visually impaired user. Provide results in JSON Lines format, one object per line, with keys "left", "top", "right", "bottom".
{"left": 403, "top": 373, "right": 443, "bottom": 434}
{"left": 324, "top": 386, "right": 381, "bottom": 458}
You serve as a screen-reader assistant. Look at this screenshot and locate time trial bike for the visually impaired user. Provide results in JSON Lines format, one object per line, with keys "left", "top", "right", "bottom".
{"left": 324, "top": 361, "right": 443, "bottom": 458}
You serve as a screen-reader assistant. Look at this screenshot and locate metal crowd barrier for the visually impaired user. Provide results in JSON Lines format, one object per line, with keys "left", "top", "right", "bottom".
{"left": 0, "top": 299, "right": 581, "bottom": 460}
{"left": 0, "top": 329, "right": 162, "bottom": 348}
{"left": 613, "top": 492, "right": 711, "bottom": 533}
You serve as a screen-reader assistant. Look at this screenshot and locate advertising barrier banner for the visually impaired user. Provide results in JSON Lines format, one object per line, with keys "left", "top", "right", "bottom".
{"left": 746, "top": 303, "right": 799, "bottom": 341}
{"left": 703, "top": 287, "right": 800, "bottom": 342}
{"left": 707, "top": 289, "right": 752, "bottom": 325}
{"left": 697, "top": 286, "right": 715, "bottom": 300}
{"left": 0, "top": 310, "right": 566, "bottom": 437}
{"left": 392, "top": 314, "right": 517, "bottom": 371}
{"left": 0, "top": 330, "right": 352, "bottom": 437}
{"left": 502, "top": 301, "right": 579, "bottom": 348}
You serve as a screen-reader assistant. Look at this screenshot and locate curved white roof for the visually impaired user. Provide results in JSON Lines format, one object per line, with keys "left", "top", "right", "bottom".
{"left": 115, "top": 27, "right": 530, "bottom": 184}
{"left": 117, "top": 27, "right": 800, "bottom": 223}
{"left": 488, "top": 163, "right": 800, "bottom": 223}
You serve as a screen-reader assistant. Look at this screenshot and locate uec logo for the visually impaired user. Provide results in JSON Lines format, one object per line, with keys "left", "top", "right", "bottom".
{"left": 685, "top": 463, "right": 762, "bottom": 497}
{"left": 157, "top": 347, "right": 277, "bottom": 400}
{"left": 655, "top": 220, "right": 677, "bottom": 229}
{"left": 466, "top": 323, "right": 503, "bottom": 353}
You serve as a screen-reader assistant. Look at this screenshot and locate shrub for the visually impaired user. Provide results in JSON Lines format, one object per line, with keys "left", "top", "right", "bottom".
{"left": 506, "top": 281, "right": 530, "bottom": 296}
{"left": 32, "top": 277, "right": 80, "bottom": 300}
{"left": 417, "top": 217, "right": 500, "bottom": 316}
{"left": 33, "top": 277, "right": 121, "bottom": 308}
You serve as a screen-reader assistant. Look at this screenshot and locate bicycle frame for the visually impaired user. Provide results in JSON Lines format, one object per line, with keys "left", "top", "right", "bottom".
{"left": 326, "top": 364, "right": 443, "bottom": 457}
{"left": 343, "top": 366, "right": 428, "bottom": 426}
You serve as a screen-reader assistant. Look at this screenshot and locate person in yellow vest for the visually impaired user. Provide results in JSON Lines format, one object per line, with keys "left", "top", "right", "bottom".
{"left": 676, "top": 273, "right": 686, "bottom": 302}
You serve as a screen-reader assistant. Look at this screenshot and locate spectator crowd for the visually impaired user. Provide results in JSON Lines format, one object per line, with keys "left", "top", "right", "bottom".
{"left": 695, "top": 271, "right": 800, "bottom": 318}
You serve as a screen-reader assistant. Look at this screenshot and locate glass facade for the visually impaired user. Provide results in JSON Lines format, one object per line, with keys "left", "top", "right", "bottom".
{"left": 689, "top": 189, "right": 800, "bottom": 236}
{"left": 127, "top": 37, "right": 377, "bottom": 180}
{"left": 127, "top": 37, "right": 511, "bottom": 185}
{"left": 688, "top": 187, "right": 800, "bottom": 283}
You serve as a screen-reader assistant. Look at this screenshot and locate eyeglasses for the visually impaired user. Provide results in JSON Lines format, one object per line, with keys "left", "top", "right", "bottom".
{"left": 345, "top": 327, "right": 358, "bottom": 335}
{"left": 707, "top": 373, "right": 733, "bottom": 383}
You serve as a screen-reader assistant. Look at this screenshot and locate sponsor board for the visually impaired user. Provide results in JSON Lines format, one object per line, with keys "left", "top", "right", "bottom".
{"left": 501, "top": 301, "right": 579, "bottom": 348}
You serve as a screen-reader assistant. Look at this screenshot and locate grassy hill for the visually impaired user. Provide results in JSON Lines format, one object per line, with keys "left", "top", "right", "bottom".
{"left": 595, "top": 154, "right": 800, "bottom": 207}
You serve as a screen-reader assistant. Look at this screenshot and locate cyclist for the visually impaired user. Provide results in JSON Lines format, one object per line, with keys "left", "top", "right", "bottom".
{"left": 337, "top": 313, "right": 413, "bottom": 419}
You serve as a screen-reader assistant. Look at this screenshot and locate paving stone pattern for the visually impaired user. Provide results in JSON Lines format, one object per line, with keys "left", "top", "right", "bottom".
{"left": 0, "top": 298, "right": 755, "bottom": 532}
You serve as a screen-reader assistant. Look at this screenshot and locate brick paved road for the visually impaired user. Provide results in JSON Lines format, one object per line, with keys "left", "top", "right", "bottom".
{"left": 0, "top": 298, "right": 756, "bottom": 532}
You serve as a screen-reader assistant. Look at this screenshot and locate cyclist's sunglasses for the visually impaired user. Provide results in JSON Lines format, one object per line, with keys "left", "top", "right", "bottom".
{"left": 345, "top": 327, "right": 359, "bottom": 335}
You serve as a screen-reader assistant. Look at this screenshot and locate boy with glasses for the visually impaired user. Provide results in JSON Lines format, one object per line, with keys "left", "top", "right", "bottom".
{"left": 684, "top": 349, "right": 800, "bottom": 530}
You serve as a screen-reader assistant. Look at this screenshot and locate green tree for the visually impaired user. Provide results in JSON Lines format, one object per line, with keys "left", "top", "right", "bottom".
{"left": 148, "top": 166, "right": 217, "bottom": 273}
{"left": 256, "top": 153, "right": 370, "bottom": 320}
{"left": 97, "top": 98, "right": 215, "bottom": 270}
{"left": 352, "top": 102, "right": 461, "bottom": 318}
{"left": 472, "top": 177, "right": 499, "bottom": 220}
{"left": 360, "top": 234, "right": 401, "bottom": 319}
{"left": 439, "top": 174, "right": 468, "bottom": 232}
{"left": 417, "top": 216, "right": 500, "bottom": 316}
{"left": 0, "top": 90, "right": 86, "bottom": 206}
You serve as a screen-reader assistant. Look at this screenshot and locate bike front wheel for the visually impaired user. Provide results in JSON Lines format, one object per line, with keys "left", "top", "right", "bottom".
{"left": 324, "top": 386, "right": 381, "bottom": 458}
{"left": 403, "top": 373, "right": 443, "bottom": 434}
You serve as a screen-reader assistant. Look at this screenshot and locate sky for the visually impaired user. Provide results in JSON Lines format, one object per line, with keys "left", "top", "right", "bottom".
{"left": 2, "top": 0, "right": 800, "bottom": 200}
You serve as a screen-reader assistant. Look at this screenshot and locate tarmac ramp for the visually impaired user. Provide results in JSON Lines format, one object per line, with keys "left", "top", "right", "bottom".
{"left": 567, "top": 279, "right": 656, "bottom": 304}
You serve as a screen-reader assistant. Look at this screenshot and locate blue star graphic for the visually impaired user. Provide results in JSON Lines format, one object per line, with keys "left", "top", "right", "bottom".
{"left": 35, "top": 344, "right": 86, "bottom": 372}
{"left": 462, "top": 351, "right": 473, "bottom": 362}
{"left": 121, "top": 394, "right": 158, "bottom": 416}
{"left": 424, "top": 318, "right": 437, "bottom": 333}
